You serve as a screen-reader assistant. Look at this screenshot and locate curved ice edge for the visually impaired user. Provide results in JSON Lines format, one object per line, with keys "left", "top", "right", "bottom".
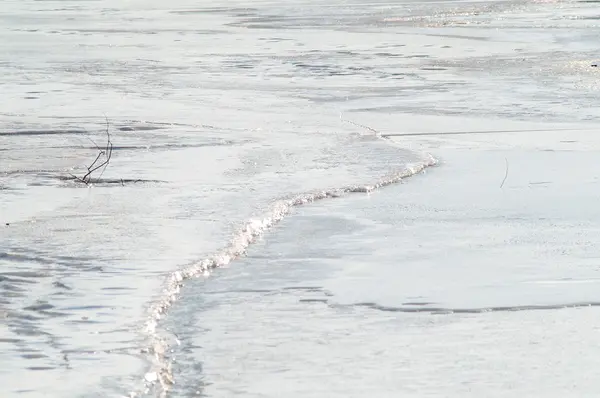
{"left": 134, "top": 153, "right": 439, "bottom": 396}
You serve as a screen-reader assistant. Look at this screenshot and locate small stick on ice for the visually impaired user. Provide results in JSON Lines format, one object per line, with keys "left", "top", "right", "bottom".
{"left": 71, "top": 116, "right": 113, "bottom": 185}
{"left": 500, "top": 157, "right": 509, "bottom": 188}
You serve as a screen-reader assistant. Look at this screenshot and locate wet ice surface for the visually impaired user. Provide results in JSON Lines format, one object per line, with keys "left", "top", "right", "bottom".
{"left": 170, "top": 219, "right": 600, "bottom": 398}
{"left": 167, "top": 131, "right": 600, "bottom": 397}
{"left": 2, "top": 0, "right": 600, "bottom": 397}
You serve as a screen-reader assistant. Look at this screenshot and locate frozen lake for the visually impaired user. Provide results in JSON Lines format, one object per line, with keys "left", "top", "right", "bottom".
{"left": 2, "top": 0, "right": 600, "bottom": 397}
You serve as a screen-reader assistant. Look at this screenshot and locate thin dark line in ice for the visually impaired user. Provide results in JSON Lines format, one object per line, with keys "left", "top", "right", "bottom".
{"left": 381, "top": 127, "right": 597, "bottom": 138}
{"left": 345, "top": 301, "right": 600, "bottom": 314}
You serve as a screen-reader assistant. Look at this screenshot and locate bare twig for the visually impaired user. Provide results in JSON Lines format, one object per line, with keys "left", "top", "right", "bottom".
{"left": 95, "top": 116, "right": 112, "bottom": 182}
{"left": 83, "top": 130, "right": 102, "bottom": 151}
{"left": 69, "top": 173, "right": 88, "bottom": 184}
{"left": 73, "top": 116, "right": 113, "bottom": 185}
{"left": 84, "top": 151, "right": 105, "bottom": 176}
{"left": 500, "top": 157, "right": 509, "bottom": 188}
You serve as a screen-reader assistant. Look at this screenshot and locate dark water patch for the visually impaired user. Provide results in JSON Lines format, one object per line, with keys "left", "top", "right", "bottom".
{"left": 348, "top": 66, "right": 374, "bottom": 72}
{"left": 27, "top": 366, "right": 55, "bottom": 371}
{"left": 119, "top": 120, "right": 224, "bottom": 131}
{"left": 64, "top": 28, "right": 159, "bottom": 35}
{"left": 9, "top": 318, "right": 47, "bottom": 328}
{"left": 21, "top": 353, "right": 48, "bottom": 360}
{"left": 41, "top": 310, "right": 70, "bottom": 318}
{"left": 290, "top": 61, "right": 376, "bottom": 77}
{"left": 54, "top": 254, "right": 95, "bottom": 263}
{"left": 52, "top": 281, "right": 72, "bottom": 290}
{"left": 299, "top": 298, "right": 329, "bottom": 303}
{"left": 419, "top": 32, "right": 491, "bottom": 42}
{"left": 101, "top": 286, "right": 135, "bottom": 291}
{"left": 117, "top": 125, "right": 163, "bottom": 132}
{"left": 2, "top": 286, "right": 29, "bottom": 297}
{"left": 1, "top": 250, "right": 96, "bottom": 268}
{"left": 57, "top": 176, "right": 164, "bottom": 186}
{"left": 375, "top": 44, "right": 407, "bottom": 49}
{"left": 62, "top": 305, "right": 110, "bottom": 311}
{"left": 21, "top": 302, "right": 69, "bottom": 318}
{"left": 335, "top": 50, "right": 360, "bottom": 56}
{"left": 24, "top": 302, "right": 54, "bottom": 312}
{"left": 258, "top": 37, "right": 295, "bottom": 43}
{"left": 298, "top": 82, "right": 449, "bottom": 104}
{"left": 529, "top": 181, "right": 551, "bottom": 185}
{"left": 0, "top": 338, "right": 22, "bottom": 344}
{"left": 222, "top": 288, "right": 275, "bottom": 294}
{"left": 5, "top": 141, "right": 237, "bottom": 155}
{"left": 282, "top": 286, "right": 323, "bottom": 292}
{"left": 228, "top": 22, "right": 300, "bottom": 30}
{"left": 0, "top": 130, "right": 87, "bottom": 136}
{"left": 375, "top": 52, "right": 404, "bottom": 58}
{"left": 0, "top": 252, "right": 55, "bottom": 265}
{"left": 223, "top": 61, "right": 255, "bottom": 70}
{"left": 226, "top": 13, "right": 379, "bottom": 30}
{"left": 61, "top": 28, "right": 226, "bottom": 35}
{"left": 201, "top": 288, "right": 274, "bottom": 297}
{"left": 170, "top": 7, "right": 257, "bottom": 15}
{"left": 66, "top": 318, "right": 103, "bottom": 325}
{"left": 205, "top": 286, "right": 326, "bottom": 296}
{"left": 82, "top": 266, "right": 104, "bottom": 272}
{"left": 50, "top": 291, "right": 74, "bottom": 298}
{"left": 0, "top": 271, "right": 50, "bottom": 279}
{"left": 59, "top": 346, "right": 143, "bottom": 359}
